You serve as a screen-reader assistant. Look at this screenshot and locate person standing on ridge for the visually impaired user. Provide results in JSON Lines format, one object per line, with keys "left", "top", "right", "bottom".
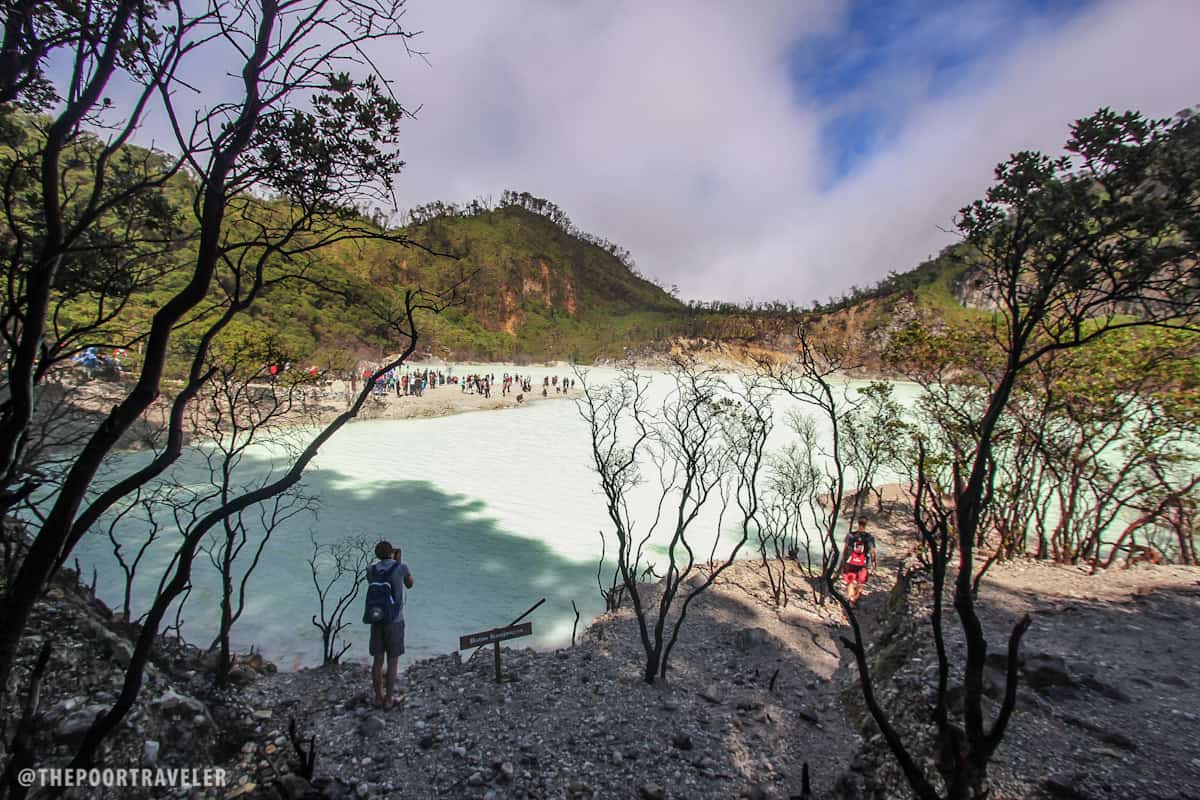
{"left": 840, "top": 517, "right": 876, "bottom": 609}
{"left": 363, "top": 540, "right": 414, "bottom": 709}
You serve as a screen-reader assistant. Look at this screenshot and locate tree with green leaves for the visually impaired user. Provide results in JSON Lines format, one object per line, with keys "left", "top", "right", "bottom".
{"left": 0, "top": 0, "right": 461, "bottom": 779}
{"left": 842, "top": 107, "right": 1200, "bottom": 800}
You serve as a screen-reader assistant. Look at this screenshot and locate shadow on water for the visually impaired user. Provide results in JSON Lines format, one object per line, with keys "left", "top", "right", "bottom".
{"left": 73, "top": 463, "right": 607, "bottom": 671}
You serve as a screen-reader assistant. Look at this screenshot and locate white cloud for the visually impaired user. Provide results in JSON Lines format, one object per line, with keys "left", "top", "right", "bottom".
{"left": 746, "top": 0, "right": 1200, "bottom": 303}
{"left": 358, "top": 0, "right": 1200, "bottom": 302}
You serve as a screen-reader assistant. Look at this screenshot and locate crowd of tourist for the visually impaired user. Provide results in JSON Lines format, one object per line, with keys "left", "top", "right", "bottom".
{"left": 346, "top": 366, "right": 578, "bottom": 404}
{"left": 65, "top": 350, "right": 579, "bottom": 410}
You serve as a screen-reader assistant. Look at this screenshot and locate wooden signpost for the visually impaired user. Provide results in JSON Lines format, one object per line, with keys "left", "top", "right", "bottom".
{"left": 459, "top": 598, "right": 543, "bottom": 682}
{"left": 459, "top": 622, "right": 532, "bottom": 682}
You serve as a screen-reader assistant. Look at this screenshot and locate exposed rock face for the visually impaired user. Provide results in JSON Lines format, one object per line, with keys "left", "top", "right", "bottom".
{"left": 952, "top": 264, "right": 1002, "bottom": 311}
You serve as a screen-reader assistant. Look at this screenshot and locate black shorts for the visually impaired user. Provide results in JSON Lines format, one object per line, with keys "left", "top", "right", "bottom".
{"left": 370, "top": 621, "right": 405, "bottom": 657}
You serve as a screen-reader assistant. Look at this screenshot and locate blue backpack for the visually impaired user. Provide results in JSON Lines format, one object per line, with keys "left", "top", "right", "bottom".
{"left": 363, "top": 562, "right": 400, "bottom": 624}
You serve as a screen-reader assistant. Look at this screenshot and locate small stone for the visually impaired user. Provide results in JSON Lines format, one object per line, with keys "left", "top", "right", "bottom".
{"left": 699, "top": 685, "right": 723, "bottom": 704}
{"left": 52, "top": 704, "right": 104, "bottom": 745}
{"left": 639, "top": 783, "right": 666, "bottom": 800}
{"left": 499, "top": 761, "right": 515, "bottom": 782}
{"left": 671, "top": 732, "right": 693, "bottom": 750}
{"left": 448, "top": 745, "right": 467, "bottom": 758}
{"left": 252, "top": 709, "right": 273, "bottom": 721}
{"left": 151, "top": 689, "right": 207, "bottom": 718}
{"left": 227, "top": 664, "right": 258, "bottom": 686}
{"left": 467, "top": 772, "right": 485, "bottom": 787}
{"left": 1023, "top": 653, "right": 1075, "bottom": 693}
{"left": 1041, "top": 773, "right": 1095, "bottom": 800}
{"left": 277, "top": 774, "right": 313, "bottom": 800}
{"left": 418, "top": 733, "right": 435, "bottom": 750}
{"left": 142, "top": 740, "right": 160, "bottom": 767}
{"left": 360, "top": 716, "right": 386, "bottom": 737}
{"left": 734, "top": 627, "right": 770, "bottom": 652}
{"left": 355, "top": 782, "right": 370, "bottom": 799}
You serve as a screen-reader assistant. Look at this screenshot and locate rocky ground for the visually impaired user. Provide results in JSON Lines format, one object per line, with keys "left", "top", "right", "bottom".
{"left": 842, "top": 555, "right": 1200, "bottom": 800}
{"left": 222, "top": 559, "right": 857, "bottom": 800}
{"left": 4, "top": 509, "right": 1199, "bottom": 799}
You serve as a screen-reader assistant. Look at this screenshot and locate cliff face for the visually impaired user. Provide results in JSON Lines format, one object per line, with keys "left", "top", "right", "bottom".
{"left": 951, "top": 263, "right": 1001, "bottom": 311}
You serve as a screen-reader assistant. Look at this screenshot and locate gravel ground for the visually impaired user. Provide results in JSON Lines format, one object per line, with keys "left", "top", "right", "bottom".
{"left": 834, "top": 537, "right": 1200, "bottom": 800}
{"left": 224, "top": 559, "right": 862, "bottom": 799}
{"left": 7, "top": 510, "right": 1200, "bottom": 800}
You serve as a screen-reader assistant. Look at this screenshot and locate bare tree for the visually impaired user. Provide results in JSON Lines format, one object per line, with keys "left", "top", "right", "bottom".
{"left": 577, "top": 361, "right": 771, "bottom": 684}
{"left": 102, "top": 486, "right": 167, "bottom": 622}
{"left": 67, "top": 288, "right": 452, "bottom": 771}
{"left": 759, "top": 330, "right": 859, "bottom": 603}
{"left": 0, "top": 0, "right": 433, "bottom": 701}
{"left": 308, "top": 532, "right": 371, "bottom": 665}
{"left": 756, "top": 420, "right": 827, "bottom": 606}
{"left": 191, "top": 338, "right": 322, "bottom": 685}
{"left": 841, "top": 380, "right": 908, "bottom": 516}
{"left": 0, "top": 0, "right": 473, "bottom": 780}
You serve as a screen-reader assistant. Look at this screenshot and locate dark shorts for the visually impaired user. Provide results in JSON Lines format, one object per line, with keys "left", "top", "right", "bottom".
{"left": 370, "top": 621, "right": 405, "bottom": 658}
{"left": 843, "top": 567, "right": 869, "bottom": 585}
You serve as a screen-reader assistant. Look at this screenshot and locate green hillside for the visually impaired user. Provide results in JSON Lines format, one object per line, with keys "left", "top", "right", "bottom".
{"left": 328, "top": 203, "right": 690, "bottom": 362}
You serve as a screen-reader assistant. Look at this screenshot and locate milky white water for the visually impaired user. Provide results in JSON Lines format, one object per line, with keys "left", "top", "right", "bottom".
{"left": 72, "top": 365, "right": 923, "bottom": 670}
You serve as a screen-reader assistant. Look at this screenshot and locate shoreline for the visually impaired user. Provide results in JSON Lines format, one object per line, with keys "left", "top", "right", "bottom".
{"left": 294, "top": 379, "right": 579, "bottom": 428}
{"left": 58, "top": 371, "right": 583, "bottom": 451}
{"left": 62, "top": 353, "right": 910, "bottom": 453}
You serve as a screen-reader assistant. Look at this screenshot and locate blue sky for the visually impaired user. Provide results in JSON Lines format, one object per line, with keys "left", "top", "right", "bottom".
{"left": 789, "top": 0, "right": 1099, "bottom": 182}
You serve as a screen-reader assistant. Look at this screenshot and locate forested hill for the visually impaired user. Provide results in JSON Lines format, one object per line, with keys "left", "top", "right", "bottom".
{"left": 651, "top": 243, "right": 993, "bottom": 374}
{"left": 344, "top": 197, "right": 689, "bottom": 361}
{"left": 24, "top": 101, "right": 1195, "bottom": 371}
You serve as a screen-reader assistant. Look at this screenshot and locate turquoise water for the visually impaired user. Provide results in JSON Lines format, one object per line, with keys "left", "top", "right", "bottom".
{"left": 72, "top": 367, "right": 922, "bottom": 669}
